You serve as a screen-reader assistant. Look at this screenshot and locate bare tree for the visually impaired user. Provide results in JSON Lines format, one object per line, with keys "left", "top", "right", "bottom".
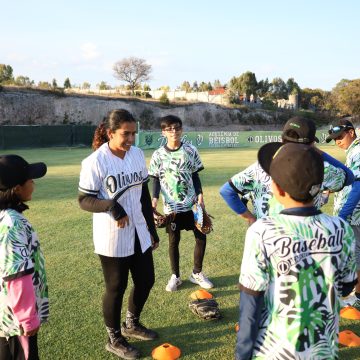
{"left": 113, "top": 57, "right": 152, "bottom": 94}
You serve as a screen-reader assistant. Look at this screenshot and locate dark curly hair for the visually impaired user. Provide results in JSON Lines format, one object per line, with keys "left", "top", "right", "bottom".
{"left": 0, "top": 188, "right": 28, "bottom": 213}
{"left": 160, "top": 115, "right": 182, "bottom": 130}
{"left": 92, "top": 109, "right": 136, "bottom": 150}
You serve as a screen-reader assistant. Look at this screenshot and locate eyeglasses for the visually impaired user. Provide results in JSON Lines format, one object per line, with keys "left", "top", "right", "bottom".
{"left": 328, "top": 125, "right": 353, "bottom": 135}
{"left": 164, "top": 126, "right": 182, "bottom": 132}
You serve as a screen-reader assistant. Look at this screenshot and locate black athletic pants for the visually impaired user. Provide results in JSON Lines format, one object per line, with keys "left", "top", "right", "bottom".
{"left": 166, "top": 211, "right": 206, "bottom": 277}
{"left": 0, "top": 335, "right": 39, "bottom": 360}
{"left": 99, "top": 233, "right": 155, "bottom": 329}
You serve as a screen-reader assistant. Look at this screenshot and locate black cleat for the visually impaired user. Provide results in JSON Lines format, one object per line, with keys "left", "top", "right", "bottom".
{"left": 121, "top": 321, "right": 158, "bottom": 341}
{"left": 105, "top": 336, "right": 140, "bottom": 359}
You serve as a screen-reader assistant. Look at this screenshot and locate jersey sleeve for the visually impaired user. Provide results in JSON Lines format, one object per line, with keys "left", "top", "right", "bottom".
{"left": 0, "top": 220, "right": 34, "bottom": 281}
{"left": 230, "top": 163, "right": 256, "bottom": 194}
{"left": 239, "top": 222, "right": 269, "bottom": 292}
{"left": 148, "top": 150, "right": 160, "bottom": 178}
{"left": 78, "top": 156, "right": 102, "bottom": 196}
{"left": 340, "top": 222, "right": 358, "bottom": 284}
{"left": 321, "top": 161, "right": 346, "bottom": 192}
{"left": 192, "top": 147, "right": 204, "bottom": 173}
{"left": 348, "top": 149, "right": 360, "bottom": 180}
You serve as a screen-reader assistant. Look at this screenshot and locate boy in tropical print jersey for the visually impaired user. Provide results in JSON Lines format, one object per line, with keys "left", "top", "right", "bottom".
{"left": 235, "top": 142, "right": 357, "bottom": 360}
{"left": 149, "top": 115, "right": 213, "bottom": 292}
{"left": 326, "top": 119, "right": 360, "bottom": 309}
{"left": 0, "top": 155, "right": 48, "bottom": 360}
{"left": 220, "top": 117, "right": 354, "bottom": 224}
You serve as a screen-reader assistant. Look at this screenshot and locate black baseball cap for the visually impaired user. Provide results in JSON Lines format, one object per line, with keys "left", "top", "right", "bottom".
{"left": 325, "top": 119, "right": 355, "bottom": 143}
{"left": 0, "top": 155, "right": 47, "bottom": 191}
{"left": 282, "top": 116, "right": 319, "bottom": 144}
{"left": 258, "top": 142, "right": 324, "bottom": 202}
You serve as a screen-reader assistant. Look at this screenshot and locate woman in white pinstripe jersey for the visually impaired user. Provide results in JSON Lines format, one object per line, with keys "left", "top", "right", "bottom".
{"left": 78, "top": 109, "right": 159, "bottom": 360}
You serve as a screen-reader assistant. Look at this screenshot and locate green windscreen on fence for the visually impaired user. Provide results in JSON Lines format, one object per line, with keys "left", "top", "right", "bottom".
{"left": 137, "top": 130, "right": 332, "bottom": 150}
{"left": 0, "top": 125, "right": 96, "bottom": 149}
{"left": 0, "top": 126, "right": 332, "bottom": 150}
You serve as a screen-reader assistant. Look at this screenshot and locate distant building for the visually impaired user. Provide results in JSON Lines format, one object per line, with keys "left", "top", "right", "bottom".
{"left": 208, "top": 87, "right": 226, "bottom": 95}
{"left": 277, "top": 93, "right": 299, "bottom": 109}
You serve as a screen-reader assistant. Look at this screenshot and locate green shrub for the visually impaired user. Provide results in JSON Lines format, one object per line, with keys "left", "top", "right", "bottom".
{"left": 159, "top": 92, "right": 170, "bottom": 105}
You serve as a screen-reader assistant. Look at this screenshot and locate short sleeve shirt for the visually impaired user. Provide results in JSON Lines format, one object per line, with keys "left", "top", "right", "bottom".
{"left": 334, "top": 138, "right": 360, "bottom": 225}
{"left": 240, "top": 212, "right": 356, "bottom": 359}
{"left": 148, "top": 143, "right": 204, "bottom": 214}
{"left": 230, "top": 162, "right": 273, "bottom": 219}
{"left": 79, "top": 144, "right": 152, "bottom": 257}
{"left": 260, "top": 161, "right": 346, "bottom": 215}
{"left": 0, "top": 209, "right": 49, "bottom": 337}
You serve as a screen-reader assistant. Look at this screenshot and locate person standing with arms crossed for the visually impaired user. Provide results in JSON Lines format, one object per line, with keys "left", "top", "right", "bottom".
{"left": 326, "top": 119, "right": 360, "bottom": 309}
{"left": 78, "top": 109, "right": 159, "bottom": 360}
{"left": 149, "top": 115, "right": 213, "bottom": 292}
{"left": 0, "top": 155, "right": 48, "bottom": 360}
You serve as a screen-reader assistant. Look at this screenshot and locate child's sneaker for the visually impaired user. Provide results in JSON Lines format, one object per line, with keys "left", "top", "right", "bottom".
{"left": 352, "top": 298, "right": 360, "bottom": 311}
{"left": 105, "top": 336, "right": 140, "bottom": 359}
{"left": 340, "top": 293, "right": 358, "bottom": 308}
{"left": 189, "top": 272, "right": 214, "bottom": 289}
{"left": 121, "top": 321, "right": 158, "bottom": 341}
{"left": 165, "top": 274, "right": 182, "bottom": 292}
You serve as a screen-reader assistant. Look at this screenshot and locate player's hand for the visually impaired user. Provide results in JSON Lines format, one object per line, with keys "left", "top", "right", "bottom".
{"left": 240, "top": 210, "right": 256, "bottom": 226}
{"left": 152, "top": 198, "right": 158, "bottom": 209}
{"left": 116, "top": 215, "right": 129, "bottom": 228}
{"left": 23, "top": 325, "right": 40, "bottom": 337}
{"left": 197, "top": 193, "right": 204, "bottom": 208}
{"left": 151, "top": 235, "right": 159, "bottom": 250}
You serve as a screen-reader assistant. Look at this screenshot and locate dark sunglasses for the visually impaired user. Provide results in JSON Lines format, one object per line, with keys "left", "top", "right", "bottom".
{"left": 328, "top": 125, "right": 353, "bottom": 135}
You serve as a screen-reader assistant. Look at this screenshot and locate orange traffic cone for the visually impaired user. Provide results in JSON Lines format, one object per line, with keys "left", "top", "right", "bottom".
{"left": 339, "top": 330, "right": 360, "bottom": 347}
{"left": 152, "top": 343, "right": 181, "bottom": 360}
{"left": 340, "top": 306, "right": 360, "bottom": 320}
{"left": 235, "top": 322, "right": 239, "bottom": 332}
{"left": 190, "top": 289, "right": 213, "bottom": 300}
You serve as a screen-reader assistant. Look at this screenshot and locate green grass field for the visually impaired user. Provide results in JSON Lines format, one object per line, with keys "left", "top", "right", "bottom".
{"left": 4, "top": 146, "right": 360, "bottom": 359}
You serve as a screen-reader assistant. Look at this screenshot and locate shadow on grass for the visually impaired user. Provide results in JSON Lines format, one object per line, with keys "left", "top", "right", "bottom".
{"left": 132, "top": 320, "right": 232, "bottom": 358}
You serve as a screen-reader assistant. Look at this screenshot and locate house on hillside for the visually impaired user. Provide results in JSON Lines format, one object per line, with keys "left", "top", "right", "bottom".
{"left": 208, "top": 87, "right": 226, "bottom": 95}
{"left": 276, "top": 93, "right": 299, "bottom": 109}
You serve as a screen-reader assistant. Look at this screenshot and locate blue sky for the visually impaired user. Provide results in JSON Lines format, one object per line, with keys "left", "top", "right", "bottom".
{"left": 1, "top": 0, "right": 359, "bottom": 90}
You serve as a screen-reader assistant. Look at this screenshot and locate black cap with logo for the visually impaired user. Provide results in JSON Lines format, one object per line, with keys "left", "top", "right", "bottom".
{"left": 282, "top": 116, "right": 319, "bottom": 144}
{"left": 325, "top": 119, "right": 355, "bottom": 143}
{"left": 258, "top": 142, "right": 324, "bottom": 202}
{"left": 0, "top": 155, "right": 47, "bottom": 191}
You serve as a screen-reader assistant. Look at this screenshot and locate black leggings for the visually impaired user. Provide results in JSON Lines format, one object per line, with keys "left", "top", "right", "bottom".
{"left": 0, "top": 335, "right": 38, "bottom": 360}
{"left": 99, "top": 235, "right": 155, "bottom": 329}
{"left": 167, "top": 218, "right": 206, "bottom": 277}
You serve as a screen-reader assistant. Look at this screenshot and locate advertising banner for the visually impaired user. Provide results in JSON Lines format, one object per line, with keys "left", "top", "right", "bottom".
{"left": 137, "top": 130, "right": 331, "bottom": 150}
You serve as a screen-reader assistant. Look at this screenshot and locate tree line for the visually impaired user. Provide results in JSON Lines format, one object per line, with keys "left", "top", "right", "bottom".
{"left": 1, "top": 58, "right": 359, "bottom": 117}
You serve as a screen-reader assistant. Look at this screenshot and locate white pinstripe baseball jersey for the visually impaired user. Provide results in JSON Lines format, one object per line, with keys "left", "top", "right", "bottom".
{"left": 79, "top": 143, "right": 152, "bottom": 257}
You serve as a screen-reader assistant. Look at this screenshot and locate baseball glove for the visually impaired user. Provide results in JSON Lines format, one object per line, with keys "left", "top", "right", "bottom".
{"left": 192, "top": 203, "right": 214, "bottom": 235}
{"left": 153, "top": 209, "right": 176, "bottom": 228}
{"left": 188, "top": 298, "right": 221, "bottom": 320}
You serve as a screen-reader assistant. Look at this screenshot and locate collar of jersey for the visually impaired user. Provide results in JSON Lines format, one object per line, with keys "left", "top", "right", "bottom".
{"left": 346, "top": 137, "right": 360, "bottom": 155}
{"left": 165, "top": 141, "right": 183, "bottom": 152}
{"left": 280, "top": 206, "right": 321, "bottom": 216}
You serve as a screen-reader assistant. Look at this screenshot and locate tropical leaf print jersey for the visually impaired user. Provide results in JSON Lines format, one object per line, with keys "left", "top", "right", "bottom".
{"left": 239, "top": 212, "right": 356, "bottom": 359}
{"left": 334, "top": 137, "right": 360, "bottom": 225}
{"left": 148, "top": 143, "right": 204, "bottom": 214}
{"left": 0, "top": 209, "right": 48, "bottom": 337}
{"left": 230, "top": 162, "right": 272, "bottom": 219}
{"left": 231, "top": 160, "right": 346, "bottom": 218}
